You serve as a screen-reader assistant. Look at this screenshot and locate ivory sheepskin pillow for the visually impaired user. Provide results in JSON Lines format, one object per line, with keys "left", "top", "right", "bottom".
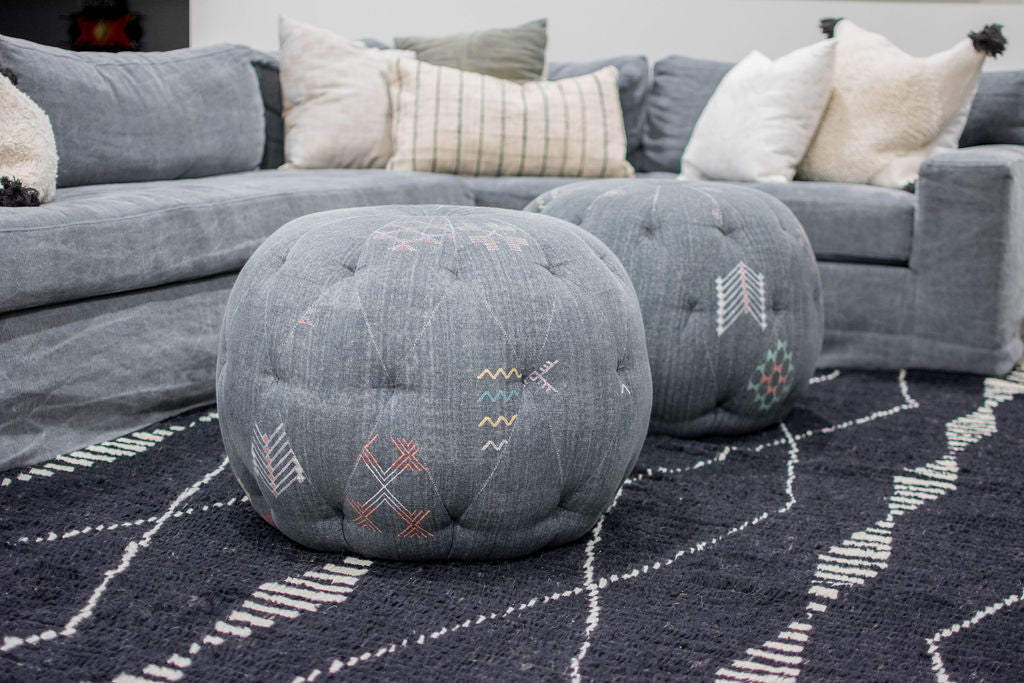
{"left": 799, "top": 19, "right": 1006, "bottom": 189}
{"left": 278, "top": 16, "right": 415, "bottom": 169}
{"left": 386, "top": 59, "right": 634, "bottom": 178}
{"left": 681, "top": 39, "right": 836, "bottom": 183}
{"left": 0, "top": 68, "right": 56, "bottom": 204}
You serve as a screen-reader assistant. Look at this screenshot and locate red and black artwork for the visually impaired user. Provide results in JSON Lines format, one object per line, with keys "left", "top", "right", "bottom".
{"left": 68, "top": 0, "right": 143, "bottom": 52}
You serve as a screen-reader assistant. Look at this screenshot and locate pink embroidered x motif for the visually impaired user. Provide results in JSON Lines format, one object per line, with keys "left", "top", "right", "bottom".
{"left": 348, "top": 434, "right": 434, "bottom": 539}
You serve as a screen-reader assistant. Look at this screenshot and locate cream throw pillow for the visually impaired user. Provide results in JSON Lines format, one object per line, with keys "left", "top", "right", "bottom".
{"left": 278, "top": 16, "right": 414, "bottom": 169}
{"left": 386, "top": 59, "right": 634, "bottom": 177}
{"left": 799, "top": 19, "right": 990, "bottom": 188}
{"left": 681, "top": 40, "right": 836, "bottom": 183}
{"left": 0, "top": 70, "right": 57, "bottom": 203}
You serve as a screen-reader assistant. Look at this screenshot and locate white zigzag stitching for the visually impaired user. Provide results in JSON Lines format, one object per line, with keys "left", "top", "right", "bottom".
{"left": 251, "top": 423, "right": 305, "bottom": 497}
{"left": 716, "top": 261, "right": 767, "bottom": 337}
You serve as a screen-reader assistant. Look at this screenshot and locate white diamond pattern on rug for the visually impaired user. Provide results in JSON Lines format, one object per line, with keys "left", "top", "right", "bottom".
{"left": 714, "top": 369, "right": 1024, "bottom": 683}
{"left": 113, "top": 556, "right": 372, "bottom": 683}
{"left": 4, "top": 369, "right": 1023, "bottom": 681}
{"left": 251, "top": 423, "right": 305, "bottom": 497}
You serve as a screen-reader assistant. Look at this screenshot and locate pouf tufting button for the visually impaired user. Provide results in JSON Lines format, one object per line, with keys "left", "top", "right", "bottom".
{"left": 528, "top": 179, "right": 824, "bottom": 437}
{"left": 217, "top": 205, "right": 652, "bottom": 561}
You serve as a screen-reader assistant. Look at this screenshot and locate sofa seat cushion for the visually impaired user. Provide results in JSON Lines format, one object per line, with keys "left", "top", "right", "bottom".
{"left": 476, "top": 172, "right": 916, "bottom": 265}
{"left": 0, "top": 169, "right": 474, "bottom": 314}
{"left": 748, "top": 181, "right": 915, "bottom": 264}
{"left": 463, "top": 172, "right": 670, "bottom": 210}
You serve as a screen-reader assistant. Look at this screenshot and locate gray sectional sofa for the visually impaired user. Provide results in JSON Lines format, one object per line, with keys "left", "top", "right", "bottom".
{"left": 2, "top": 34, "right": 1023, "bottom": 470}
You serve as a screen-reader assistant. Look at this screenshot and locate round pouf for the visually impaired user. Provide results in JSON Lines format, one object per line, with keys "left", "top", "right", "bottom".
{"left": 217, "top": 205, "right": 652, "bottom": 561}
{"left": 527, "top": 180, "right": 823, "bottom": 437}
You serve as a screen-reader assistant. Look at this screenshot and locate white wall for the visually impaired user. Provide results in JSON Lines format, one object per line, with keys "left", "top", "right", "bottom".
{"left": 191, "top": 0, "right": 1024, "bottom": 70}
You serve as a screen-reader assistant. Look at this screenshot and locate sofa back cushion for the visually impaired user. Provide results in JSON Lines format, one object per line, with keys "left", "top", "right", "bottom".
{"left": 394, "top": 19, "right": 548, "bottom": 82}
{"left": 960, "top": 70, "right": 1024, "bottom": 147}
{"left": 0, "top": 35, "right": 265, "bottom": 187}
{"left": 251, "top": 50, "right": 285, "bottom": 170}
{"left": 548, "top": 55, "right": 649, "bottom": 162}
{"left": 634, "top": 55, "right": 733, "bottom": 174}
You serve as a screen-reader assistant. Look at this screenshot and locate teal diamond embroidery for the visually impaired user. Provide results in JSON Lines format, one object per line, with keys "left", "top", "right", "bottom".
{"left": 747, "top": 340, "right": 795, "bottom": 411}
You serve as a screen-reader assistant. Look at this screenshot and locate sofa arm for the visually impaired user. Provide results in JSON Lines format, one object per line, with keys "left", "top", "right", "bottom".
{"left": 912, "top": 144, "right": 1024, "bottom": 374}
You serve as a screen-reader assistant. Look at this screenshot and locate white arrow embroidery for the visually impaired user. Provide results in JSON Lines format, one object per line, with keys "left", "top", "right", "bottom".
{"left": 715, "top": 262, "right": 767, "bottom": 336}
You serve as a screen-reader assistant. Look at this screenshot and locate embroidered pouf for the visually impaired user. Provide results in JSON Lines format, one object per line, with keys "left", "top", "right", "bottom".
{"left": 216, "top": 205, "right": 652, "bottom": 561}
{"left": 527, "top": 180, "right": 823, "bottom": 437}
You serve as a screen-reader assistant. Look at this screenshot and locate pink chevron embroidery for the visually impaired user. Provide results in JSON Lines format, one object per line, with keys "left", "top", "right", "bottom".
{"left": 347, "top": 499, "right": 382, "bottom": 534}
{"left": 395, "top": 509, "right": 433, "bottom": 538}
{"left": 459, "top": 223, "right": 529, "bottom": 251}
{"left": 372, "top": 218, "right": 452, "bottom": 252}
{"left": 390, "top": 437, "right": 426, "bottom": 471}
{"left": 528, "top": 360, "right": 560, "bottom": 393}
{"left": 250, "top": 423, "right": 305, "bottom": 497}
{"left": 348, "top": 434, "right": 432, "bottom": 538}
{"left": 715, "top": 261, "right": 767, "bottom": 336}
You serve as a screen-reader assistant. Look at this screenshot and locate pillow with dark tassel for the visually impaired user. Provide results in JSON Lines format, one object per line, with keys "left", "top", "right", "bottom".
{"left": 0, "top": 66, "right": 57, "bottom": 205}
{"left": 799, "top": 19, "right": 1006, "bottom": 189}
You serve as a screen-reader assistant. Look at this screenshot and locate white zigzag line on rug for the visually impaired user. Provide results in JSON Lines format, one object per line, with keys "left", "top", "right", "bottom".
{"left": 112, "top": 557, "right": 373, "bottom": 683}
{"left": 13, "top": 496, "right": 248, "bottom": 545}
{"left": 289, "top": 420, "right": 807, "bottom": 683}
{"left": 567, "top": 475, "right": 630, "bottom": 682}
{"left": 714, "top": 369, "right": 1024, "bottom": 683}
{"left": 0, "top": 412, "right": 219, "bottom": 488}
{"left": 0, "top": 456, "right": 231, "bottom": 654}
{"left": 927, "top": 585, "right": 1024, "bottom": 683}
{"left": 289, "top": 370, "right": 905, "bottom": 682}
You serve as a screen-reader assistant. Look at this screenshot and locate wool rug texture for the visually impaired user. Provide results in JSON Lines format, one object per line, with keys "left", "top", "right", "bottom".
{"left": 2, "top": 368, "right": 1023, "bottom": 682}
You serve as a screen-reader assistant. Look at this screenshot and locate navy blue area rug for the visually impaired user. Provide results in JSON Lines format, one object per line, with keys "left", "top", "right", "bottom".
{"left": 2, "top": 368, "right": 1023, "bottom": 682}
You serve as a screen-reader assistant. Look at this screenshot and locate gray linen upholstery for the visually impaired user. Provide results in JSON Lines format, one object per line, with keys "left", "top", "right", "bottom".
{"left": 747, "top": 181, "right": 915, "bottom": 264}
{"left": 633, "top": 56, "right": 732, "bottom": 174}
{"left": 960, "top": 70, "right": 1024, "bottom": 147}
{"left": 217, "top": 205, "right": 652, "bottom": 560}
{"left": 0, "top": 170, "right": 473, "bottom": 315}
{"left": 527, "top": 180, "right": 823, "bottom": 437}
{"left": 548, "top": 56, "right": 649, "bottom": 160}
{"left": 647, "top": 174, "right": 914, "bottom": 264}
{"left": 908, "top": 145, "right": 1024, "bottom": 371}
{"left": 1, "top": 274, "right": 235, "bottom": 471}
{"left": 462, "top": 175, "right": 599, "bottom": 210}
{"left": 0, "top": 35, "right": 265, "bottom": 187}
{"left": 818, "top": 145, "right": 1024, "bottom": 374}
{"left": 463, "top": 173, "right": 671, "bottom": 211}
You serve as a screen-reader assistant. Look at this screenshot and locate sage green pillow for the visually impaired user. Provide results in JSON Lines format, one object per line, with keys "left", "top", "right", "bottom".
{"left": 394, "top": 19, "right": 547, "bottom": 82}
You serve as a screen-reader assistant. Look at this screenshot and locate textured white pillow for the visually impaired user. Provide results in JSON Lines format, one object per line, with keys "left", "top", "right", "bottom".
{"left": 681, "top": 40, "right": 836, "bottom": 183}
{"left": 386, "top": 59, "right": 634, "bottom": 178}
{"left": 0, "top": 73, "right": 57, "bottom": 203}
{"left": 799, "top": 20, "right": 987, "bottom": 188}
{"left": 278, "top": 16, "right": 414, "bottom": 169}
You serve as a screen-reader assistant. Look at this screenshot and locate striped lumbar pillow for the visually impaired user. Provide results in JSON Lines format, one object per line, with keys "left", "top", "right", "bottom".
{"left": 386, "top": 59, "right": 634, "bottom": 177}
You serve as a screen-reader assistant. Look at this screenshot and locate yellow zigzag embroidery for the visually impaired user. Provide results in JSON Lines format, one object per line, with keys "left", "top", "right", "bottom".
{"left": 478, "top": 415, "right": 518, "bottom": 427}
{"left": 476, "top": 368, "right": 522, "bottom": 380}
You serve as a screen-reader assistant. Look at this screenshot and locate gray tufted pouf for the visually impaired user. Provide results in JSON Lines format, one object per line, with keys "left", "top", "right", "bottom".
{"left": 216, "top": 205, "right": 652, "bottom": 561}
{"left": 527, "top": 180, "right": 823, "bottom": 437}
